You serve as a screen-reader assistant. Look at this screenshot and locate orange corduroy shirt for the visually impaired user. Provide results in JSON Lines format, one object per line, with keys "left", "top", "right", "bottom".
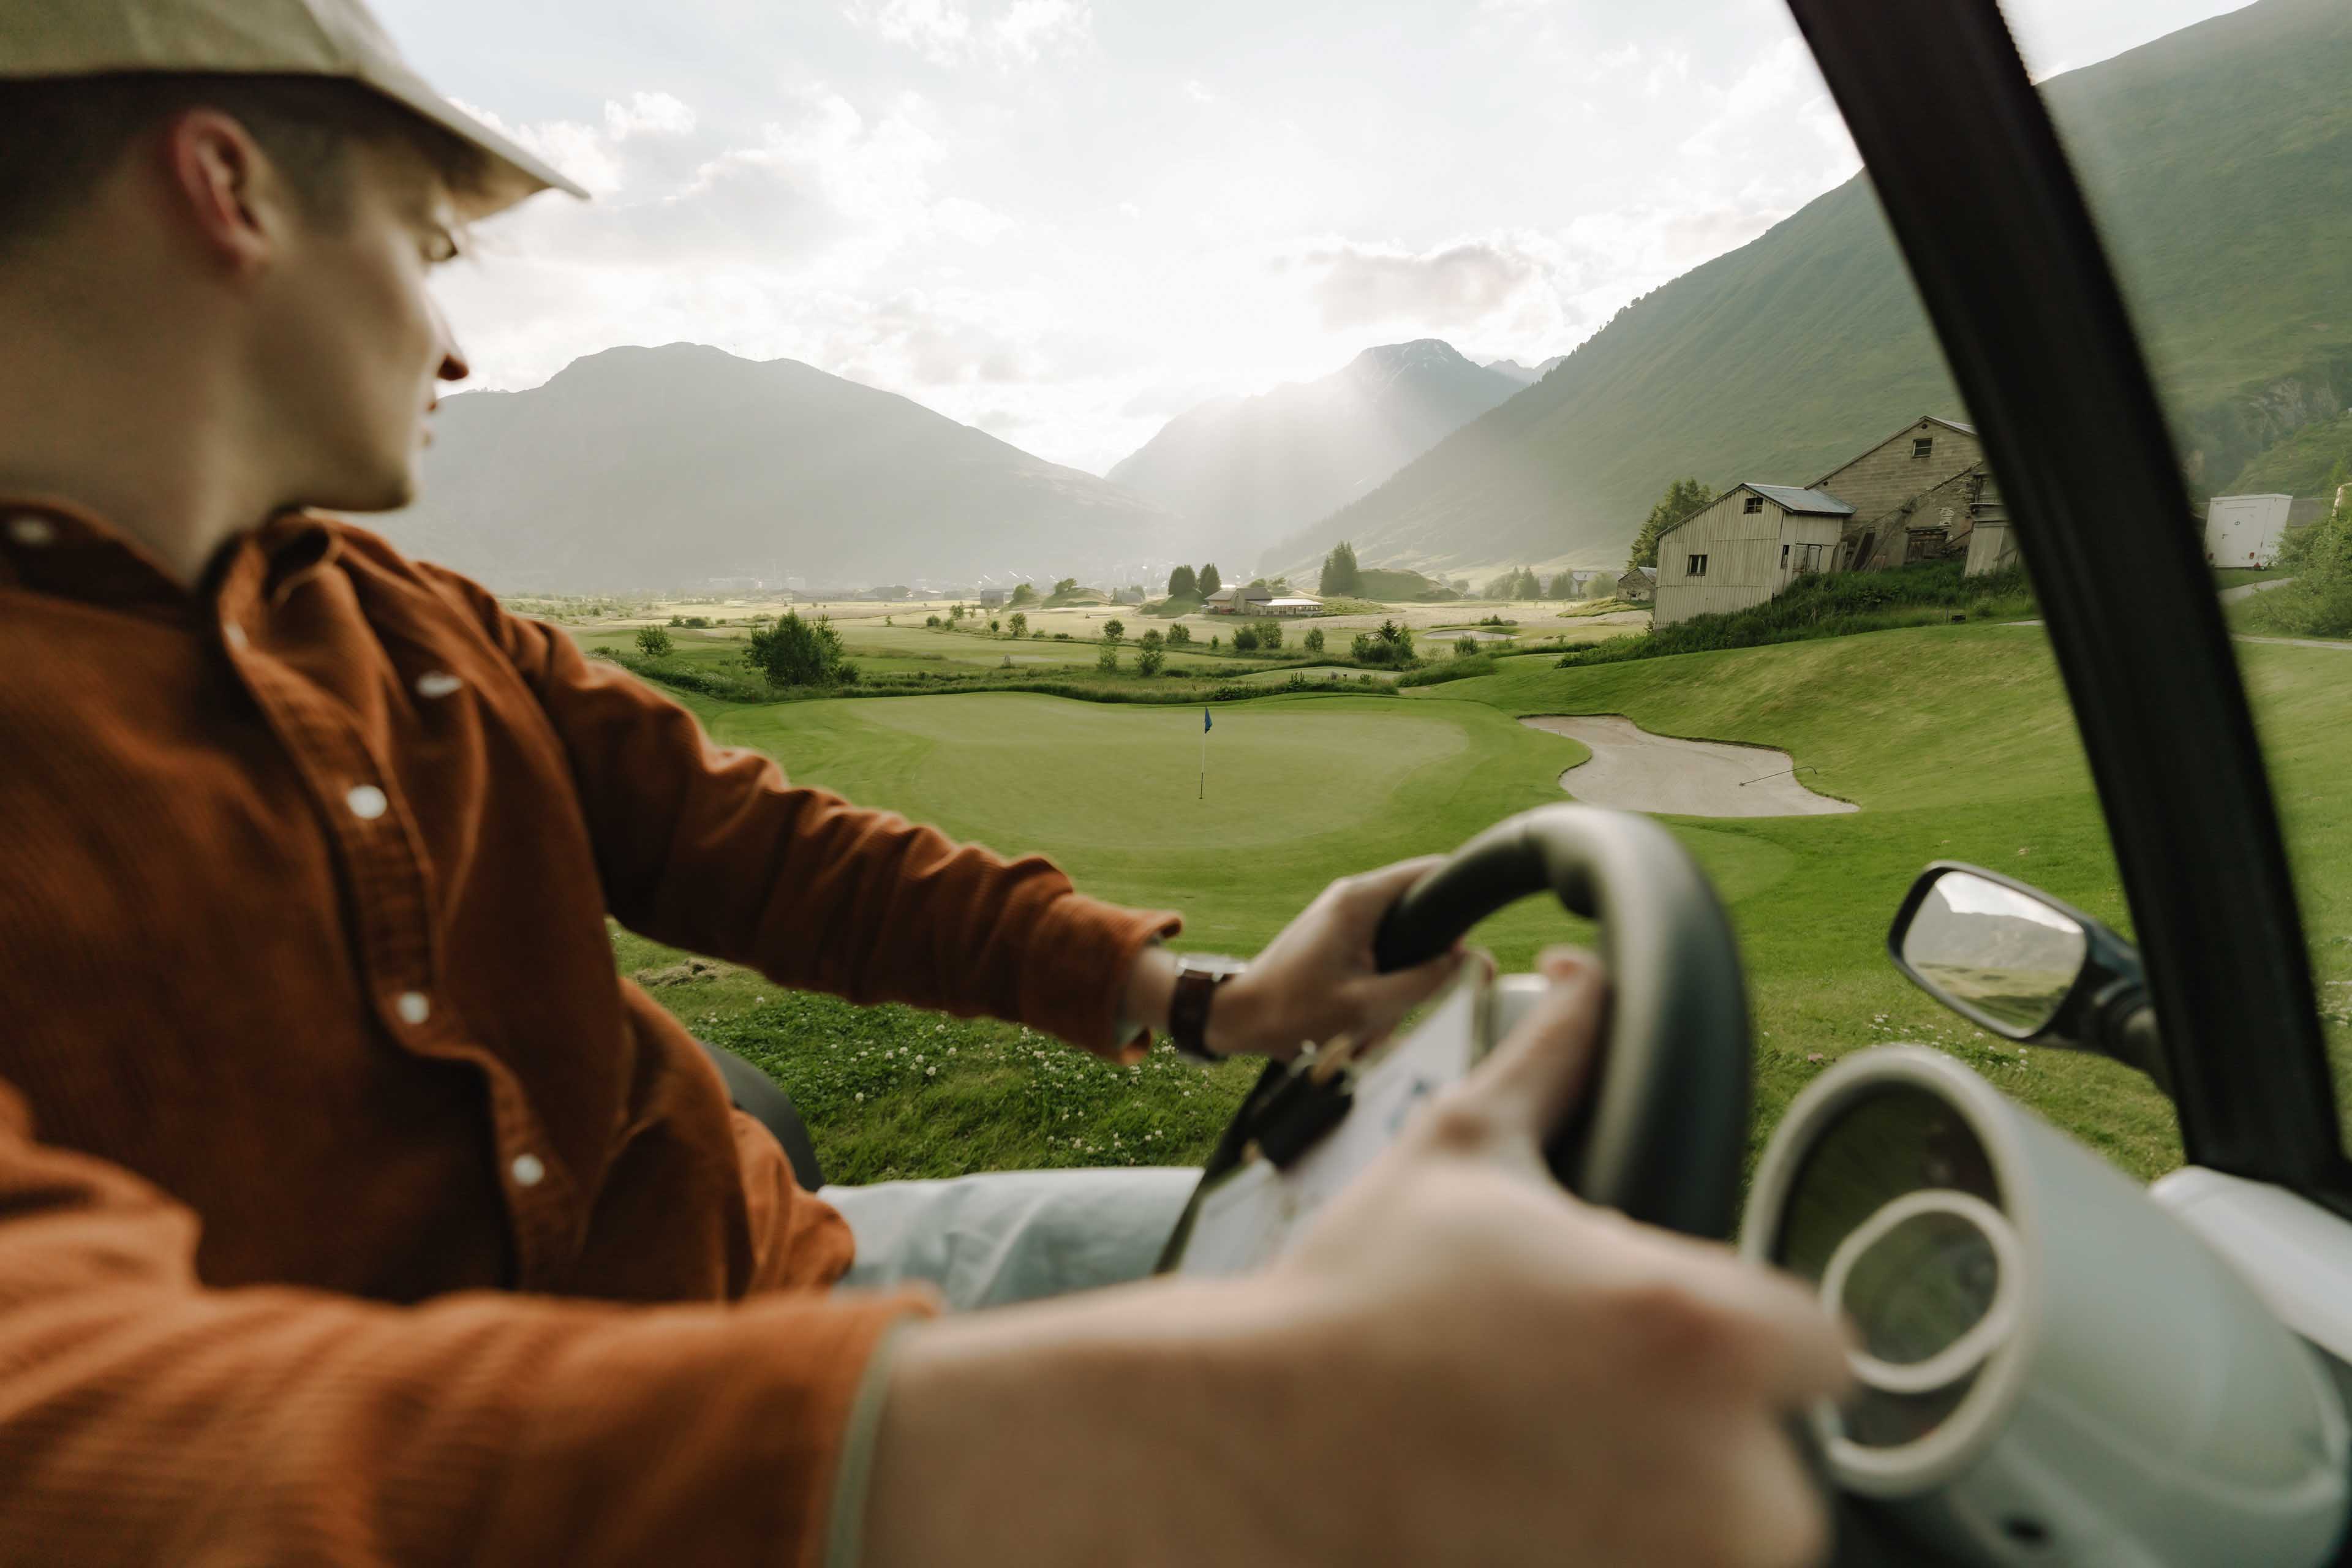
{"left": 0, "top": 497, "right": 1180, "bottom": 1565}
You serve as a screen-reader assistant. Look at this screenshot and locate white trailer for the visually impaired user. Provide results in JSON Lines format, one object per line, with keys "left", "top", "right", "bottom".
{"left": 2204, "top": 494, "right": 2293, "bottom": 568}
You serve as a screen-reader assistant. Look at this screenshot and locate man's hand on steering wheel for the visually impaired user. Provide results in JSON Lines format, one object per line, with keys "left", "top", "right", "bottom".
{"left": 1125, "top": 857, "right": 1468, "bottom": 1060}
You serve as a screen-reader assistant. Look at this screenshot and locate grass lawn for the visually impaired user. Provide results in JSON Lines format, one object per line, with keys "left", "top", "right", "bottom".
{"left": 612, "top": 618, "right": 2352, "bottom": 1192}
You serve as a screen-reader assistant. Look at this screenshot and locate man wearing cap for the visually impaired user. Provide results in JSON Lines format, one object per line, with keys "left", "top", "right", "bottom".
{"left": 0, "top": 2, "right": 1846, "bottom": 1564}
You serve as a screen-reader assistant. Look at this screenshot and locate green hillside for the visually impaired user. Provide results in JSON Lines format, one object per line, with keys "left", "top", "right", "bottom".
{"left": 1267, "top": 0, "right": 2352, "bottom": 577}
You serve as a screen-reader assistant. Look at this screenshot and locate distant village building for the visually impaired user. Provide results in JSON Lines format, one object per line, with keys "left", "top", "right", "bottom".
{"left": 1652, "top": 486, "right": 1854, "bottom": 628}
{"left": 1205, "top": 584, "right": 1324, "bottom": 616}
{"left": 707, "top": 576, "right": 766, "bottom": 592}
{"left": 1617, "top": 566, "right": 1657, "bottom": 603}
{"left": 976, "top": 589, "right": 1006, "bottom": 609}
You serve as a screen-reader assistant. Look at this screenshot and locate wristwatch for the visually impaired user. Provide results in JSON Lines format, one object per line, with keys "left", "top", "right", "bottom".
{"left": 1169, "top": 954, "right": 1248, "bottom": 1061}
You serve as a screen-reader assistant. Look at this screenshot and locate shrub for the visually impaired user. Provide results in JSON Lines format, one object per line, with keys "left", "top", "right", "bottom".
{"left": 636, "top": 626, "right": 674, "bottom": 657}
{"left": 1009, "top": 612, "right": 1027, "bottom": 638}
{"left": 1303, "top": 627, "right": 1325, "bottom": 654}
{"left": 1135, "top": 645, "right": 1165, "bottom": 676}
{"left": 1209, "top": 635, "right": 1220, "bottom": 650}
{"left": 1455, "top": 635, "right": 1479, "bottom": 657}
{"left": 1096, "top": 642, "right": 1120, "bottom": 673}
{"left": 744, "top": 609, "right": 856, "bottom": 687}
{"left": 1232, "top": 626, "right": 1262, "bottom": 652}
{"left": 1253, "top": 619, "right": 1281, "bottom": 650}
{"left": 1398, "top": 654, "right": 1496, "bottom": 688}
{"left": 1104, "top": 619, "right": 1125, "bottom": 643}
{"left": 925, "top": 614, "right": 941, "bottom": 627}
{"left": 1168, "top": 624, "right": 1193, "bottom": 646}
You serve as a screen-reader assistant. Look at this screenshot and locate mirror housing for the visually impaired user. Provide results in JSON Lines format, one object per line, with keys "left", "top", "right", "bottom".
{"left": 1888, "top": 864, "right": 2165, "bottom": 1091}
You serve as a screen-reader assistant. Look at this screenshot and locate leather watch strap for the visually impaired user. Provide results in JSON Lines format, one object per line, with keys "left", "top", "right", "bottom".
{"left": 1169, "top": 964, "right": 1234, "bottom": 1061}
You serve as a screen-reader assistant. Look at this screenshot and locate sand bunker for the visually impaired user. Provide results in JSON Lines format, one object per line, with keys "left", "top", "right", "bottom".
{"left": 1520, "top": 716, "right": 1856, "bottom": 818}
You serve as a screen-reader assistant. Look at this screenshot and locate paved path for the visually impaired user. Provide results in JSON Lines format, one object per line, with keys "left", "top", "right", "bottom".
{"left": 1520, "top": 716, "right": 1858, "bottom": 818}
{"left": 2220, "top": 577, "right": 2295, "bottom": 603}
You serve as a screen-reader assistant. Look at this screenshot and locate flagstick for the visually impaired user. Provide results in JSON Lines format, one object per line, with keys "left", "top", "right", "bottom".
{"left": 1199, "top": 725, "right": 1207, "bottom": 801}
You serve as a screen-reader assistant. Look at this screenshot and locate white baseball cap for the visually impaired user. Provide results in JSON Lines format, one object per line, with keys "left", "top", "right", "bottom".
{"left": 0, "top": 0, "right": 589, "bottom": 217}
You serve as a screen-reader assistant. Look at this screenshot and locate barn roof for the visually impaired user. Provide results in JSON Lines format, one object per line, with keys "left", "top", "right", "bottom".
{"left": 1744, "top": 483, "right": 1857, "bottom": 516}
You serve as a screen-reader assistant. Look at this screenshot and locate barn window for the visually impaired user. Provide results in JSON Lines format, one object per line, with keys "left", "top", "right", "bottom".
{"left": 1743, "top": 495, "right": 1765, "bottom": 514}
{"left": 1687, "top": 554, "right": 1709, "bottom": 577}
{"left": 1913, "top": 436, "right": 1934, "bottom": 458}
{"left": 1781, "top": 543, "right": 1790, "bottom": 567}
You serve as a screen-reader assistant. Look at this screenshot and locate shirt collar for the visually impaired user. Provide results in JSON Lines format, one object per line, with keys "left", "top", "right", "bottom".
{"left": 0, "top": 496, "right": 340, "bottom": 614}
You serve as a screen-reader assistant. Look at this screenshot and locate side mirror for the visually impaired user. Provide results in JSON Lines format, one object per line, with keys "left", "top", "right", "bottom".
{"left": 1888, "top": 864, "right": 2166, "bottom": 1089}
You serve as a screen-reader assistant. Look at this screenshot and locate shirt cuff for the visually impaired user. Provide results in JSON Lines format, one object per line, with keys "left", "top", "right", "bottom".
{"left": 821, "top": 1314, "right": 922, "bottom": 1568}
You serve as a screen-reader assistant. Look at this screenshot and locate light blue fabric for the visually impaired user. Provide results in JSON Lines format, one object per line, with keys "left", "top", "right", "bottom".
{"left": 820, "top": 1166, "right": 1199, "bottom": 1311}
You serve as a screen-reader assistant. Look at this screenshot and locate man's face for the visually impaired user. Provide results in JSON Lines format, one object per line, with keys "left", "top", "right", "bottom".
{"left": 254, "top": 139, "right": 468, "bottom": 514}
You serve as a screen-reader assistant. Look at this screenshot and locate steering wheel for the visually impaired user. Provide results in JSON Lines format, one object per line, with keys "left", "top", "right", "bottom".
{"left": 1369, "top": 804, "right": 1752, "bottom": 1240}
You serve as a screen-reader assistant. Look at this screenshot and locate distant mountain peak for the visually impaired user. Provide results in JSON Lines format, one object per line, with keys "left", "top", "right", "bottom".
{"left": 1105, "top": 339, "right": 1525, "bottom": 564}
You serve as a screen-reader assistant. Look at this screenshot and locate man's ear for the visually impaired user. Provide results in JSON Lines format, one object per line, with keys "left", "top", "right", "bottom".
{"left": 158, "top": 108, "right": 290, "bottom": 277}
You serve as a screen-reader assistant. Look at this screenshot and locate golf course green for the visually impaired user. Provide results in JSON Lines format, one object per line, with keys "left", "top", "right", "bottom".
{"left": 612, "top": 619, "right": 2352, "bottom": 1189}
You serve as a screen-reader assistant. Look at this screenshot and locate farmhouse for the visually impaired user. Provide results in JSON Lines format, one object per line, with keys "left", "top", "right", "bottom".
{"left": 1617, "top": 566, "right": 1657, "bottom": 603}
{"left": 976, "top": 589, "right": 1006, "bottom": 609}
{"left": 1811, "top": 416, "right": 1989, "bottom": 571}
{"left": 1653, "top": 485, "right": 1855, "bottom": 628}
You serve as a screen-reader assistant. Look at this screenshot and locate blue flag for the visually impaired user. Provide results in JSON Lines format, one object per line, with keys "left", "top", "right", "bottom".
{"left": 1203, "top": 707, "right": 1213, "bottom": 733}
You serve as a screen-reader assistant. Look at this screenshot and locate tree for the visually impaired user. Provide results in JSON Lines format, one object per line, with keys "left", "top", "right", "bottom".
{"left": 1232, "top": 625, "right": 1262, "bottom": 652}
{"left": 1547, "top": 571, "right": 1579, "bottom": 599}
{"left": 1303, "top": 627, "right": 1325, "bottom": 654}
{"left": 744, "top": 610, "right": 852, "bottom": 687}
{"left": 989, "top": 618, "right": 1001, "bottom": 633}
{"left": 1054, "top": 576, "right": 1080, "bottom": 598}
{"left": 1104, "top": 619, "right": 1125, "bottom": 643}
{"left": 1319, "top": 540, "right": 1362, "bottom": 597}
{"left": 925, "top": 614, "right": 941, "bottom": 627}
{"left": 1139, "top": 629, "right": 1164, "bottom": 650}
{"left": 1096, "top": 641, "right": 1120, "bottom": 673}
{"left": 1199, "top": 563, "right": 1222, "bottom": 598}
{"left": 1009, "top": 583, "right": 1038, "bottom": 607}
{"left": 1167, "top": 624, "right": 1193, "bottom": 646}
{"left": 1009, "top": 612, "right": 1027, "bottom": 638}
{"left": 1167, "top": 564, "right": 1199, "bottom": 600}
{"left": 1517, "top": 566, "right": 1542, "bottom": 601}
{"left": 1135, "top": 644, "right": 1165, "bottom": 676}
{"left": 1254, "top": 619, "right": 1282, "bottom": 650}
{"left": 1629, "top": 478, "right": 1717, "bottom": 570}
{"left": 635, "top": 626, "right": 673, "bottom": 658}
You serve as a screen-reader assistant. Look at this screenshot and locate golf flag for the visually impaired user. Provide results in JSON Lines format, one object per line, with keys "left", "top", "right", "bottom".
{"left": 1204, "top": 707, "right": 1213, "bottom": 732}
{"left": 1199, "top": 707, "right": 1211, "bottom": 799}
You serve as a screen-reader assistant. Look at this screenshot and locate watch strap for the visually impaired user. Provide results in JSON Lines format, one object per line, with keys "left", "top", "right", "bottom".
{"left": 1169, "top": 965, "right": 1234, "bottom": 1061}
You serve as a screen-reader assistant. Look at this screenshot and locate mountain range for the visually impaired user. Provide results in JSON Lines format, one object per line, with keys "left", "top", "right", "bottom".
{"left": 1103, "top": 339, "right": 1527, "bottom": 567}
{"left": 379, "top": 344, "right": 1175, "bottom": 592}
{"left": 1264, "top": 0, "right": 2352, "bottom": 578}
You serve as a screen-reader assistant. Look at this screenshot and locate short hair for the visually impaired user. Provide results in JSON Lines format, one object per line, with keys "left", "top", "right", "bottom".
{"left": 0, "top": 72, "right": 493, "bottom": 247}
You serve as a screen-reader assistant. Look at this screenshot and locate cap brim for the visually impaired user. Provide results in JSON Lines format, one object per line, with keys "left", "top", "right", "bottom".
{"left": 356, "top": 56, "right": 589, "bottom": 219}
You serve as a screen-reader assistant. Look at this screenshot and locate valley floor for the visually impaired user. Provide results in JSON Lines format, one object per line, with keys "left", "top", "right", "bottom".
{"left": 599, "top": 617, "right": 2352, "bottom": 1191}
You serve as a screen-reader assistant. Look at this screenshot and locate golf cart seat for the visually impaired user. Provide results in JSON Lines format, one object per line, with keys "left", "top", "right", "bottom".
{"left": 695, "top": 1039, "right": 825, "bottom": 1192}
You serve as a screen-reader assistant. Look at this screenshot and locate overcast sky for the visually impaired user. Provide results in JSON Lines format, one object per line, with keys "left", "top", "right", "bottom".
{"left": 379, "top": 0, "right": 2251, "bottom": 475}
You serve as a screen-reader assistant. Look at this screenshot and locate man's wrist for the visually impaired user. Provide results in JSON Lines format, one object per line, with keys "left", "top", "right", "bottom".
{"left": 1115, "top": 941, "right": 1178, "bottom": 1044}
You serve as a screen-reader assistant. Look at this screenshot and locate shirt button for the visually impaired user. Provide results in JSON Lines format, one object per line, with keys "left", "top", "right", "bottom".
{"left": 222, "top": 623, "right": 250, "bottom": 651}
{"left": 7, "top": 514, "right": 57, "bottom": 548}
{"left": 510, "top": 1153, "right": 546, "bottom": 1189}
{"left": 415, "top": 671, "right": 464, "bottom": 699}
{"left": 345, "top": 784, "right": 389, "bottom": 821}
{"left": 394, "top": 991, "right": 431, "bottom": 1026}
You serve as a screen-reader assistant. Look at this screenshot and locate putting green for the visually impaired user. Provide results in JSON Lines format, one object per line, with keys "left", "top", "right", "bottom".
{"left": 712, "top": 693, "right": 1471, "bottom": 850}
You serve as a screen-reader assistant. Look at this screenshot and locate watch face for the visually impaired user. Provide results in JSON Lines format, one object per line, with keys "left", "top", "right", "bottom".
{"left": 1182, "top": 954, "right": 1249, "bottom": 979}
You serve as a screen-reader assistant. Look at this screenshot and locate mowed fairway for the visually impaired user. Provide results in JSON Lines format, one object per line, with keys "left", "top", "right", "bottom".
{"left": 618, "top": 619, "right": 2352, "bottom": 1188}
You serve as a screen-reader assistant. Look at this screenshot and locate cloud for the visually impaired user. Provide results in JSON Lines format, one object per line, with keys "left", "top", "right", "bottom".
{"left": 843, "top": 0, "right": 1093, "bottom": 66}
{"left": 1303, "top": 239, "right": 1546, "bottom": 332}
{"left": 453, "top": 91, "right": 699, "bottom": 198}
